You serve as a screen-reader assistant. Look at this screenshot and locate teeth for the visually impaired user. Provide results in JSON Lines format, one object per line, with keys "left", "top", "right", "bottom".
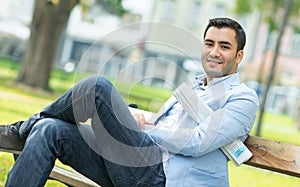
{"left": 208, "top": 59, "right": 221, "bottom": 64}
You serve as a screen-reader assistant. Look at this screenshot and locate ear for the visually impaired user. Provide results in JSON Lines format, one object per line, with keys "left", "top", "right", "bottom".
{"left": 236, "top": 50, "right": 244, "bottom": 65}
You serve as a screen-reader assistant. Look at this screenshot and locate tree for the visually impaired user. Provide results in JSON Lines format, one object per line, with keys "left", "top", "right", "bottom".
{"left": 256, "top": 0, "right": 293, "bottom": 136}
{"left": 16, "top": 0, "right": 126, "bottom": 90}
{"left": 235, "top": 0, "right": 297, "bottom": 136}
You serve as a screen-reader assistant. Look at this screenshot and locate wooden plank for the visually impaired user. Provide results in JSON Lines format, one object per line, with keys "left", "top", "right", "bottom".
{"left": 245, "top": 135, "right": 300, "bottom": 178}
{"left": 50, "top": 166, "right": 100, "bottom": 187}
{"left": 0, "top": 148, "right": 22, "bottom": 155}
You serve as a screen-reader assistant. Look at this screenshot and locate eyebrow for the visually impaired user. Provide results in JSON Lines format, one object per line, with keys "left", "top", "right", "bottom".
{"left": 204, "top": 39, "right": 232, "bottom": 46}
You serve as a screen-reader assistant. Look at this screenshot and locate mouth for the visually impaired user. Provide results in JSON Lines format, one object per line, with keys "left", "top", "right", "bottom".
{"left": 206, "top": 58, "right": 223, "bottom": 65}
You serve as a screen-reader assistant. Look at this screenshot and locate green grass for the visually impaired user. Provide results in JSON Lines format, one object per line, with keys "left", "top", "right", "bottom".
{"left": 0, "top": 58, "right": 300, "bottom": 186}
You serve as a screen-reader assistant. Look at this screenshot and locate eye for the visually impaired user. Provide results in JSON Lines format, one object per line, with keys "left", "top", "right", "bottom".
{"left": 204, "top": 42, "right": 213, "bottom": 47}
{"left": 221, "top": 45, "right": 230, "bottom": 50}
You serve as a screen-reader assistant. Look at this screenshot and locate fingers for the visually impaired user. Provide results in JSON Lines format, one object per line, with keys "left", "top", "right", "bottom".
{"left": 133, "top": 114, "right": 147, "bottom": 130}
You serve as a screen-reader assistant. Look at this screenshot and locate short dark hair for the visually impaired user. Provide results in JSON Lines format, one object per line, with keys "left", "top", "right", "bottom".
{"left": 203, "top": 17, "right": 246, "bottom": 52}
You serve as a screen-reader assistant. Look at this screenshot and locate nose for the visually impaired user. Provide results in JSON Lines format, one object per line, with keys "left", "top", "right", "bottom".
{"left": 210, "top": 46, "right": 220, "bottom": 58}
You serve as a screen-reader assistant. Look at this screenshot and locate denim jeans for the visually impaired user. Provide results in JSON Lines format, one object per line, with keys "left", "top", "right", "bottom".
{"left": 6, "top": 76, "right": 166, "bottom": 187}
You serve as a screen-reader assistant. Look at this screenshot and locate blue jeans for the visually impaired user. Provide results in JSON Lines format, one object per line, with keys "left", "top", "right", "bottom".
{"left": 6, "top": 76, "right": 166, "bottom": 187}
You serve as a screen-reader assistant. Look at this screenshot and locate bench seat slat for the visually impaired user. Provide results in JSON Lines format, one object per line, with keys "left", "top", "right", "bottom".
{"left": 50, "top": 166, "right": 100, "bottom": 187}
{"left": 245, "top": 136, "right": 300, "bottom": 178}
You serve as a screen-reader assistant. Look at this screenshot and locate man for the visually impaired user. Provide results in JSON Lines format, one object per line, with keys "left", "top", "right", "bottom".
{"left": 0, "top": 18, "right": 259, "bottom": 186}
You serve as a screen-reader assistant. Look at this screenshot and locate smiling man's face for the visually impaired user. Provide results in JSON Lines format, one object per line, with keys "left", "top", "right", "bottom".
{"left": 201, "top": 27, "right": 244, "bottom": 82}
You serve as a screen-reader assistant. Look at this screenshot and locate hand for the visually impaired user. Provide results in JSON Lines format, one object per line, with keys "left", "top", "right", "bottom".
{"left": 133, "top": 113, "right": 153, "bottom": 131}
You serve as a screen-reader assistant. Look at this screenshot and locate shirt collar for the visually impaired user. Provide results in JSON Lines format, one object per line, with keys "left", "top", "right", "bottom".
{"left": 193, "top": 73, "right": 240, "bottom": 90}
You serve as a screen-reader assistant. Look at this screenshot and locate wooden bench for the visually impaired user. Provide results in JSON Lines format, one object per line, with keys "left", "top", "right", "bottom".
{"left": 49, "top": 166, "right": 100, "bottom": 187}
{"left": 1, "top": 108, "right": 299, "bottom": 186}
{"left": 244, "top": 135, "right": 300, "bottom": 178}
{"left": 1, "top": 134, "right": 299, "bottom": 186}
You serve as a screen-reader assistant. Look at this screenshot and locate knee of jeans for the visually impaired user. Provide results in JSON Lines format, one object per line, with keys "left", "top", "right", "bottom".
{"left": 24, "top": 119, "right": 57, "bottom": 149}
{"left": 97, "top": 76, "right": 113, "bottom": 88}
{"left": 31, "top": 118, "right": 81, "bottom": 140}
{"left": 31, "top": 118, "right": 55, "bottom": 134}
{"left": 91, "top": 76, "right": 114, "bottom": 97}
{"left": 85, "top": 75, "right": 110, "bottom": 86}
{"left": 79, "top": 75, "right": 112, "bottom": 93}
{"left": 30, "top": 118, "right": 68, "bottom": 141}
{"left": 27, "top": 119, "right": 76, "bottom": 159}
{"left": 85, "top": 75, "right": 99, "bottom": 84}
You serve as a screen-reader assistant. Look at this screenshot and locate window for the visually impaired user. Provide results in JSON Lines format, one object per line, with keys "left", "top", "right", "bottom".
{"left": 289, "top": 34, "right": 300, "bottom": 57}
{"left": 161, "top": 0, "right": 176, "bottom": 22}
{"left": 187, "top": 0, "right": 202, "bottom": 28}
{"left": 266, "top": 31, "right": 278, "bottom": 50}
{"left": 213, "top": 3, "right": 225, "bottom": 17}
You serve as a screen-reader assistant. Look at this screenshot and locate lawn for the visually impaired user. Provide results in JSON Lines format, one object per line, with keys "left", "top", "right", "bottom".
{"left": 0, "top": 58, "right": 299, "bottom": 186}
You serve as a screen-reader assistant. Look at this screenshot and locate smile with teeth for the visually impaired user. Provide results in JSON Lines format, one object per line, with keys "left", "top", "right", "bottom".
{"left": 207, "top": 58, "right": 222, "bottom": 65}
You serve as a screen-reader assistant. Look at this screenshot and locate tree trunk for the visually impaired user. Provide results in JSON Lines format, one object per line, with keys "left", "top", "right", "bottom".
{"left": 255, "top": 0, "right": 293, "bottom": 136}
{"left": 16, "top": 0, "right": 78, "bottom": 90}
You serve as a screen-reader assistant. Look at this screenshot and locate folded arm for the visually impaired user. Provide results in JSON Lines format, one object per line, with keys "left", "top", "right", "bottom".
{"left": 144, "top": 89, "right": 259, "bottom": 157}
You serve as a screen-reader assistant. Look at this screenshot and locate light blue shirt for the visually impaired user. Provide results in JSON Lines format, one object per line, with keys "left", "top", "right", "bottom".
{"left": 145, "top": 73, "right": 259, "bottom": 187}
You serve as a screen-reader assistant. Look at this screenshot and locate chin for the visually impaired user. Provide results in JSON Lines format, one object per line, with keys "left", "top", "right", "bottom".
{"left": 205, "top": 70, "right": 223, "bottom": 78}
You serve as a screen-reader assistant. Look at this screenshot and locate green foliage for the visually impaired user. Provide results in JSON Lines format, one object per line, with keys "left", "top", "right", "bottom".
{"left": 267, "top": 17, "right": 279, "bottom": 32}
{"left": 235, "top": 0, "right": 300, "bottom": 32}
{"left": 94, "top": 0, "right": 127, "bottom": 16}
{"left": 292, "top": 25, "right": 300, "bottom": 33}
{"left": 234, "top": 0, "right": 252, "bottom": 15}
{"left": 253, "top": 0, "right": 284, "bottom": 11}
{"left": 291, "top": 0, "right": 300, "bottom": 15}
